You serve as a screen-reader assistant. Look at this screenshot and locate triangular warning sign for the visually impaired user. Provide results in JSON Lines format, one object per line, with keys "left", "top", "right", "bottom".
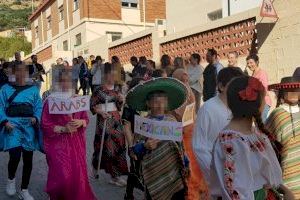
{"left": 260, "top": 0, "right": 278, "bottom": 18}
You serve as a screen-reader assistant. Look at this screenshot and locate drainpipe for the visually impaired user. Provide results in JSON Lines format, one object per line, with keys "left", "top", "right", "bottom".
{"left": 66, "top": 0, "right": 71, "bottom": 51}
{"left": 143, "top": 0, "right": 146, "bottom": 29}
{"left": 227, "top": 0, "right": 231, "bottom": 16}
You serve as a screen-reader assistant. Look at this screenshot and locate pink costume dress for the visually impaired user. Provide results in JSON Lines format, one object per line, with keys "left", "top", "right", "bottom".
{"left": 41, "top": 100, "right": 97, "bottom": 200}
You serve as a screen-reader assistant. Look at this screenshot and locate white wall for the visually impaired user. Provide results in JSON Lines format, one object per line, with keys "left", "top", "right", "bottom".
{"left": 166, "top": 0, "right": 222, "bottom": 34}
{"left": 222, "top": 0, "right": 262, "bottom": 17}
{"left": 121, "top": 8, "right": 141, "bottom": 24}
{"left": 85, "top": 21, "right": 150, "bottom": 43}
{"left": 73, "top": 9, "right": 81, "bottom": 26}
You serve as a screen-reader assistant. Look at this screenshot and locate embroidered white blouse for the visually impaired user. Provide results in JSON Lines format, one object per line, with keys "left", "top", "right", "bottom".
{"left": 210, "top": 129, "right": 283, "bottom": 200}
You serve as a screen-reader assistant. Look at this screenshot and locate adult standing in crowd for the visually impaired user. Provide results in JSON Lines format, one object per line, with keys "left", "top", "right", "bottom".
{"left": 14, "top": 52, "right": 22, "bottom": 65}
{"left": 28, "top": 55, "right": 46, "bottom": 90}
{"left": 174, "top": 57, "right": 185, "bottom": 70}
{"left": 90, "top": 63, "right": 128, "bottom": 186}
{"left": 78, "top": 56, "right": 89, "bottom": 95}
{"left": 187, "top": 53, "right": 204, "bottom": 111}
{"left": 138, "top": 56, "right": 147, "bottom": 68}
{"left": 112, "top": 56, "right": 125, "bottom": 90}
{"left": 0, "top": 62, "right": 42, "bottom": 200}
{"left": 227, "top": 51, "right": 248, "bottom": 75}
{"left": 203, "top": 49, "right": 224, "bottom": 102}
{"left": 131, "top": 56, "right": 143, "bottom": 79}
{"left": 56, "top": 58, "right": 63, "bottom": 65}
{"left": 193, "top": 67, "right": 244, "bottom": 187}
{"left": 160, "top": 54, "right": 174, "bottom": 77}
{"left": 72, "top": 58, "right": 81, "bottom": 94}
{"left": 172, "top": 68, "right": 209, "bottom": 200}
{"left": 246, "top": 54, "right": 272, "bottom": 122}
{"left": 91, "top": 56, "right": 103, "bottom": 93}
{"left": 42, "top": 68, "right": 97, "bottom": 200}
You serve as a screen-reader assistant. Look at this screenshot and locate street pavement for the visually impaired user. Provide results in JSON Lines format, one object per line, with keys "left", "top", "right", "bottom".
{"left": 0, "top": 114, "right": 143, "bottom": 200}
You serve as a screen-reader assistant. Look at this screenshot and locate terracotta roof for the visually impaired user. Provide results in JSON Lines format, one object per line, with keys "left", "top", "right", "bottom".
{"left": 28, "top": 0, "right": 54, "bottom": 21}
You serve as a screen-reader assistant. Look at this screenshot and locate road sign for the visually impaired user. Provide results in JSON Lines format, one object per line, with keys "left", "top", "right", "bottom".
{"left": 260, "top": 0, "right": 278, "bottom": 18}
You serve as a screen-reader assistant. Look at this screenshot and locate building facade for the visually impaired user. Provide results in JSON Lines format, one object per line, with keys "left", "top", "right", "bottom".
{"left": 166, "top": 0, "right": 263, "bottom": 35}
{"left": 29, "top": 0, "right": 166, "bottom": 65}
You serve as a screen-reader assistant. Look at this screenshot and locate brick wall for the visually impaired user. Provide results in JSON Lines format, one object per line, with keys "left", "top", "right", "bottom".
{"left": 140, "top": 0, "right": 166, "bottom": 23}
{"left": 109, "top": 34, "right": 153, "bottom": 64}
{"left": 160, "top": 18, "right": 257, "bottom": 61}
{"left": 51, "top": 1, "right": 59, "bottom": 37}
{"left": 81, "top": 0, "right": 121, "bottom": 20}
{"left": 37, "top": 46, "right": 53, "bottom": 63}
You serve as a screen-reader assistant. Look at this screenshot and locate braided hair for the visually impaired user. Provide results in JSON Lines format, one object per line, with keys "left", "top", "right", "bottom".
{"left": 227, "top": 76, "right": 282, "bottom": 160}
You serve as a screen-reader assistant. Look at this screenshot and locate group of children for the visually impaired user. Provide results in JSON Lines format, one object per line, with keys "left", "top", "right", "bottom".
{"left": 0, "top": 58, "right": 299, "bottom": 200}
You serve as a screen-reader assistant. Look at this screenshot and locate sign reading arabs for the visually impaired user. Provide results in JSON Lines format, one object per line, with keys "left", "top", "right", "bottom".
{"left": 182, "top": 103, "right": 195, "bottom": 127}
{"left": 260, "top": 0, "right": 278, "bottom": 18}
{"left": 134, "top": 115, "right": 183, "bottom": 142}
{"left": 48, "top": 95, "right": 90, "bottom": 114}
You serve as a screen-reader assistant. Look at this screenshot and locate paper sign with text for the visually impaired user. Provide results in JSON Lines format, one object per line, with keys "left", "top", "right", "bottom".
{"left": 182, "top": 103, "right": 195, "bottom": 127}
{"left": 48, "top": 95, "right": 90, "bottom": 114}
{"left": 134, "top": 115, "right": 183, "bottom": 142}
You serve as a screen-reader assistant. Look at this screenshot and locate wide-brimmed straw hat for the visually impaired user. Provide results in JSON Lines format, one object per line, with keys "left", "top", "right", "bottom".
{"left": 268, "top": 76, "right": 300, "bottom": 92}
{"left": 126, "top": 77, "right": 188, "bottom": 111}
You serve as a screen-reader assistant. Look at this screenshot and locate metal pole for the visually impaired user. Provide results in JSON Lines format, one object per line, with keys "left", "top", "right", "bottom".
{"left": 227, "top": 0, "right": 231, "bottom": 16}
{"left": 97, "top": 97, "right": 108, "bottom": 176}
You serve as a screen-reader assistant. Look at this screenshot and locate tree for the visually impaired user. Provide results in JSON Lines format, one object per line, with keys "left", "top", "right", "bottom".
{"left": 0, "top": 35, "right": 32, "bottom": 60}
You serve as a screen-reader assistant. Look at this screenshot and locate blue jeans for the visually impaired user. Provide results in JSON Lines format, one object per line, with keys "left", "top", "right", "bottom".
{"left": 262, "top": 105, "right": 270, "bottom": 123}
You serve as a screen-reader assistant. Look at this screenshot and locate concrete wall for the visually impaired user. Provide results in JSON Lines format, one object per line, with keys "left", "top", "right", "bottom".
{"left": 222, "top": 0, "right": 262, "bottom": 17}
{"left": 256, "top": 0, "right": 300, "bottom": 84}
{"left": 166, "top": 0, "right": 222, "bottom": 34}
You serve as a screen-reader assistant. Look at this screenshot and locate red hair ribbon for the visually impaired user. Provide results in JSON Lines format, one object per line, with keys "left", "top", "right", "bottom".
{"left": 239, "top": 77, "right": 265, "bottom": 101}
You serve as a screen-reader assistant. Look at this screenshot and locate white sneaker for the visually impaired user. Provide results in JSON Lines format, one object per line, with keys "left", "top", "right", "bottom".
{"left": 6, "top": 178, "right": 16, "bottom": 196}
{"left": 19, "top": 189, "right": 34, "bottom": 200}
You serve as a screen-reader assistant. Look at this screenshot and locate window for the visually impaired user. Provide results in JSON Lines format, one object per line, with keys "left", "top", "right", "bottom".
{"left": 47, "top": 16, "right": 51, "bottom": 30}
{"left": 59, "top": 6, "right": 64, "bottom": 21}
{"left": 74, "top": 0, "right": 79, "bottom": 11}
{"left": 106, "top": 31, "right": 122, "bottom": 42}
{"left": 121, "top": 0, "right": 138, "bottom": 8}
{"left": 207, "top": 9, "right": 223, "bottom": 21}
{"left": 75, "top": 33, "right": 82, "bottom": 46}
{"left": 63, "top": 40, "right": 68, "bottom": 51}
{"left": 35, "top": 26, "right": 38, "bottom": 38}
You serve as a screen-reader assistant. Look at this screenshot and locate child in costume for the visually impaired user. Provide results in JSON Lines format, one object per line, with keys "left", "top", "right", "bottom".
{"left": 210, "top": 76, "right": 294, "bottom": 200}
{"left": 126, "top": 78, "right": 189, "bottom": 200}
{"left": 266, "top": 76, "right": 300, "bottom": 199}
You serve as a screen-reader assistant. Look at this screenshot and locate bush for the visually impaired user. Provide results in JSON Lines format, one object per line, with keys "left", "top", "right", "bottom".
{"left": 0, "top": 36, "right": 32, "bottom": 60}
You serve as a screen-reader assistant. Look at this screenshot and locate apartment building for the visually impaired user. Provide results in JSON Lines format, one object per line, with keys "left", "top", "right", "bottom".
{"left": 29, "top": 0, "right": 166, "bottom": 65}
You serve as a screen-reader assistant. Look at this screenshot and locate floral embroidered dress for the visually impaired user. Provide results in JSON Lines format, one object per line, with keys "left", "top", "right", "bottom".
{"left": 210, "top": 130, "right": 283, "bottom": 200}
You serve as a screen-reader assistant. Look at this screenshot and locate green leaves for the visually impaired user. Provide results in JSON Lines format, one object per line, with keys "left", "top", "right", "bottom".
{"left": 0, "top": 36, "right": 32, "bottom": 59}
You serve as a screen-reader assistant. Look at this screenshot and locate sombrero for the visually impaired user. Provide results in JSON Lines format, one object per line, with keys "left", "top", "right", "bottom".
{"left": 268, "top": 76, "right": 300, "bottom": 92}
{"left": 126, "top": 77, "right": 188, "bottom": 111}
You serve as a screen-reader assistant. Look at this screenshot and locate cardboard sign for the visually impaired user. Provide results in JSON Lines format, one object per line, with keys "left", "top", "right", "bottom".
{"left": 260, "top": 0, "right": 278, "bottom": 18}
{"left": 134, "top": 115, "right": 183, "bottom": 142}
{"left": 48, "top": 95, "right": 90, "bottom": 114}
{"left": 182, "top": 103, "right": 195, "bottom": 127}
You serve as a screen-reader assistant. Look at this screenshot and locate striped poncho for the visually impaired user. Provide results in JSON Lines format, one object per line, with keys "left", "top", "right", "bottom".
{"left": 266, "top": 106, "right": 300, "bottom": 199}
